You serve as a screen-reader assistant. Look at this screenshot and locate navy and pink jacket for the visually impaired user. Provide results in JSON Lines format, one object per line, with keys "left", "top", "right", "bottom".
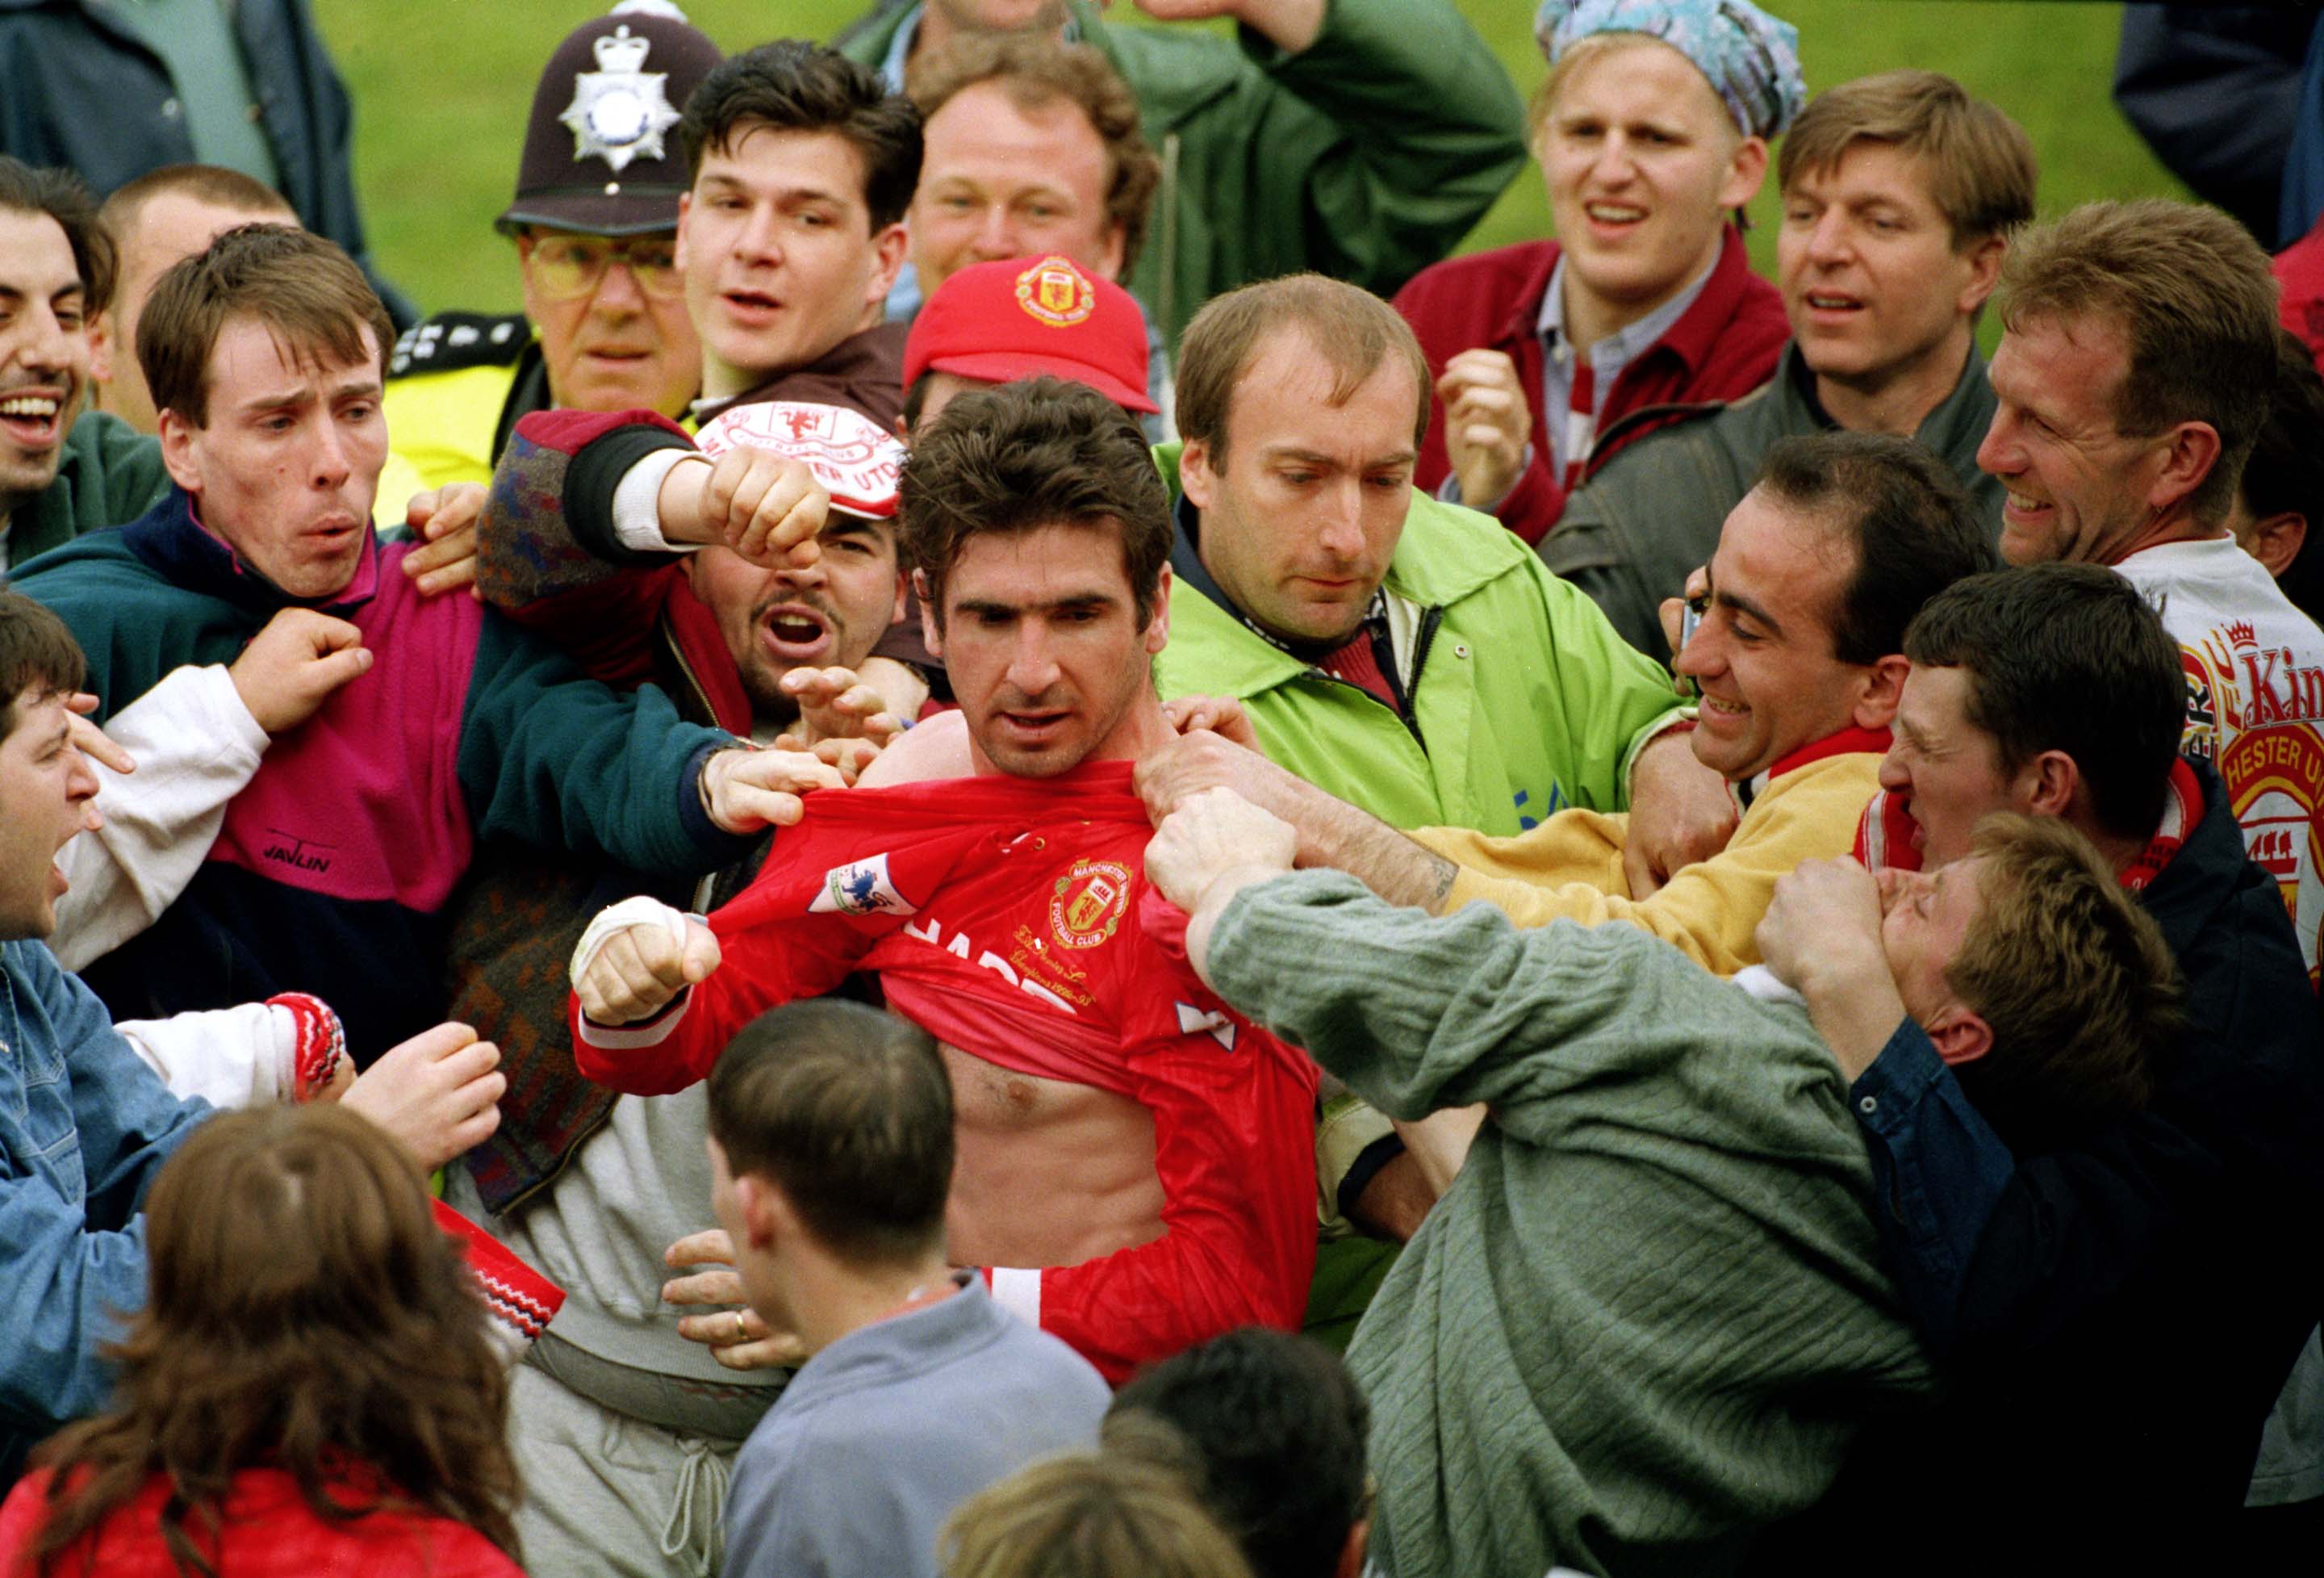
{"left": 11, "top": 487, "right": 748, "bottom": 1059}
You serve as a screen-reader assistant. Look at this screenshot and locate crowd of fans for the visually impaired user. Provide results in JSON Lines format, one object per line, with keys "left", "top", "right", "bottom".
{"left": 2, "top": 0, "right": 2324, "bottom": 1572}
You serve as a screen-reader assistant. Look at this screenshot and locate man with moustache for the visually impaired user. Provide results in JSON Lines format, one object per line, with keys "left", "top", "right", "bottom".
{"left": 449, "top": 52, "right": 934, "bottom": 1537}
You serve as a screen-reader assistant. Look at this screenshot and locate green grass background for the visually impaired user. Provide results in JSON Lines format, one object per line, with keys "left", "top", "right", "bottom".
{"left": 312, "top": 0, "right": 2190, "bottom": 320}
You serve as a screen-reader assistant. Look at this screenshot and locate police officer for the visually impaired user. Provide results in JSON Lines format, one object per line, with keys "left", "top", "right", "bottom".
{"left": 378, "top": 2, "right": 720, "bottom": 518}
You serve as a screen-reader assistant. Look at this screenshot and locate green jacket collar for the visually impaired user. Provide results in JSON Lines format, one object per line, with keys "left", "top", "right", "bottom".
{"left": 1153, "top": 441, "right": 1522, "bottom": 697}
{"left": 1155, "top": 440, "right": 1523, "bottom": 610}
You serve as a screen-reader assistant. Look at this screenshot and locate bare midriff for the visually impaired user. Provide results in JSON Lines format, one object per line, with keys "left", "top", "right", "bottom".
{"left": 940, "top": 1040, "right": 1164, "bottom": 1270}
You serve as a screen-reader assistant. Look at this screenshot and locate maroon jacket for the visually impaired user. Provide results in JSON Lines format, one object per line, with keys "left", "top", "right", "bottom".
{"left": 1393, "top": 225, "right": 1787, "bottom": 545}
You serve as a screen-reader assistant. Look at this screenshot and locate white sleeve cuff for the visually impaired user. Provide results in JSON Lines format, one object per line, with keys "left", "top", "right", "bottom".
{"left": 570, "top": 896, "right": 702, "bottom": 1046}
{"left": 111, "top": 1001, "right": 284, "bottom": 1108}
{"left": 988, "top": 1267, "right": 1043, "bottom": 1328}
{"left": 611, "top": 450, "right": 708, "bottom": 555}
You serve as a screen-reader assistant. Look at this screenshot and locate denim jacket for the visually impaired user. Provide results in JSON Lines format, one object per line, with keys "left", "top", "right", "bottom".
{"left": 0, "top": 939, "right": 207, "bottom": 1483}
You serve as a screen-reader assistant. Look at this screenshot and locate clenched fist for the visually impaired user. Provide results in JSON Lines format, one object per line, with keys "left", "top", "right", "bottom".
{"left": 229, "top": 608, "right": 373, "bottom": 735}
{"left": 1436, "top": 349, "right": 1532, "bottom": 514}
{"left": 663, "top": 446, "right": 830, "bottom": 567}
{"left": 575, "top": 902, "right": 723, "bottom": 1024}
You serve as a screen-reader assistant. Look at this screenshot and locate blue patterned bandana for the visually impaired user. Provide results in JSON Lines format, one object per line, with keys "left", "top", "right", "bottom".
{"left": 1536, "top": 0, "right": 1806, "bottom": 140}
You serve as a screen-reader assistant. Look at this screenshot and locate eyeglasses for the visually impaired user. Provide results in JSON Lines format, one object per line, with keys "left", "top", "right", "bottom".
{"left": 524, "top": 236, "right": 683, "bottom": 300}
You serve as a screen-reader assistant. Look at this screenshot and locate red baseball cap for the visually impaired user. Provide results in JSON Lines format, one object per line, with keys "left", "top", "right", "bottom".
{"left": 905, "top": 255, "right": 1158, "bottom": 415}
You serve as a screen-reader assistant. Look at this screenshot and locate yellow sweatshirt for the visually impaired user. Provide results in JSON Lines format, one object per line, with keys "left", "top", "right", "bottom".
{"left": 1409, "top": 751, "right": 1884, "bottom": 977}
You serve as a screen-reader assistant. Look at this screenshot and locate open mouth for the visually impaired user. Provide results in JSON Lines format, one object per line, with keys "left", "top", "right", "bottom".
{"left": 1800, "top": 291, "right": 1866, "bottom": 316}
{"left": 758, "top": 605, "right": 833, "bottom": 663}
{"left": 0, "top": 391, "right": 65, "bottom": 448}
{"left": 1583, "top": 202, "right": 1647, "bottom": 228}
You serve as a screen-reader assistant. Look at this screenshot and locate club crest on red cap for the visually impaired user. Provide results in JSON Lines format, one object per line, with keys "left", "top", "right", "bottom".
{"left": 695, "top": 401, "right": 905, "bottom": 520}
{"left": 1016, "top": 257, "right": 1097, "bottom": 329}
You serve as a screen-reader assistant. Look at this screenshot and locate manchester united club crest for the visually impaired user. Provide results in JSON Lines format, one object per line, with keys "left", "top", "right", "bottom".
{"left": 1014, "top": 256, "right": 1097, "bottom": 329}
{"left": 1050, "top": 859, "right": 1131, "bottom": 949}
{"left": 560, "top": 26, "right": 681, "bottom": 174}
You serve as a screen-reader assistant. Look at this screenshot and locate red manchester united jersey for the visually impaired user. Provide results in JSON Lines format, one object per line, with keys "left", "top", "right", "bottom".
{"left": 571, "top": 760, "right": 1319, "bottom": 1381}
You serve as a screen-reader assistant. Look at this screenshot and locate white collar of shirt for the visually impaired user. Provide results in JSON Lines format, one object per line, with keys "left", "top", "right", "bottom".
{"left": 1536, "top": 249, "right": 1721, "bottom": 375}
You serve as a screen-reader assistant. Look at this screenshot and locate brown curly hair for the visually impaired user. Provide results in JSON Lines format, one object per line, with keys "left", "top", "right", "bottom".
{"left": 907, "top": 31, "right": 1160, "bottom": 279}
{"left": 22, "top": 1104, "right": 521, "bottom": 1576}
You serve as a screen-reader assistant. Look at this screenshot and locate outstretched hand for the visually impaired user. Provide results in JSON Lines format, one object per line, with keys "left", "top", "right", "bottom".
{"left": 773, "top": 665, "right": 905, "bottom": 751}
{"left": 662, "top": 1228, "right": 809, "bottom": 1371}
{"left": 341, "top": 1021, "right": 504, "bottom": 1170}
{"left": 700, "top": 746, "right": 850, "bottom": 832}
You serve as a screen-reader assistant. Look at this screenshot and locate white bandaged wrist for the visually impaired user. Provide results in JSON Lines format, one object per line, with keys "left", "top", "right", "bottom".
{"left": 570, "top": 895, "right": 704, "bottom": 992}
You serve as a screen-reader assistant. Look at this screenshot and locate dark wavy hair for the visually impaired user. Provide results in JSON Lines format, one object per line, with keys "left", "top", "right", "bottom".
{"left": 679, "top": 39, "right": 922, "bottom": 229}
{"left": 899, "top": 375, "right": 1171, "bottom": 630}
{"left": 23, "top": 1105, "right": 520, "bottom": 1576}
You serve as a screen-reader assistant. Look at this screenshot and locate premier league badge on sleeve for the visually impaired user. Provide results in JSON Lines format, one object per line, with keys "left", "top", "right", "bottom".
{"left": 559, "top": 24, "right": 682, "bottom": 174}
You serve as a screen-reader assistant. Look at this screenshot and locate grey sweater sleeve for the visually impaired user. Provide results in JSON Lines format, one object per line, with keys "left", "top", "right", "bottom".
{"left": 1206, "top": 869, "right": 1770, "bottom": 1131}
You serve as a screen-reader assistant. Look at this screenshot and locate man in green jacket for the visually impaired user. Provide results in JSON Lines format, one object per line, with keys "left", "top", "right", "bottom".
{"left": 1149, "top": 272, "right": 1728, "bottom": 1300}
{"left": 1155, "top": 274, "right": 1712, "bottom": 850}
{"left": 1545, "top": 70, "right": 2038, "bottom": 656}
{"left": 0, "top": 157, "right": 169, "bottom": 571}
{"left": 1146, "top": 786, "right": 2178, "bottom": 1577}
{"left": 834, "top": 0, "right": 1527, "bottom": 350}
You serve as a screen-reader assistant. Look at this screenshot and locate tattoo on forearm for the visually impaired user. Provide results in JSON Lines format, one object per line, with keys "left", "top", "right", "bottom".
{"left": 1425, "top": 854, "right": 1457, "bottom": 908}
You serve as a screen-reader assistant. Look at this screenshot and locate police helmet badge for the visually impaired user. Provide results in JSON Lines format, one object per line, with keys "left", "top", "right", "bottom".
{"left": 559, "top": 25, "right": 682, "bottom": 174}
